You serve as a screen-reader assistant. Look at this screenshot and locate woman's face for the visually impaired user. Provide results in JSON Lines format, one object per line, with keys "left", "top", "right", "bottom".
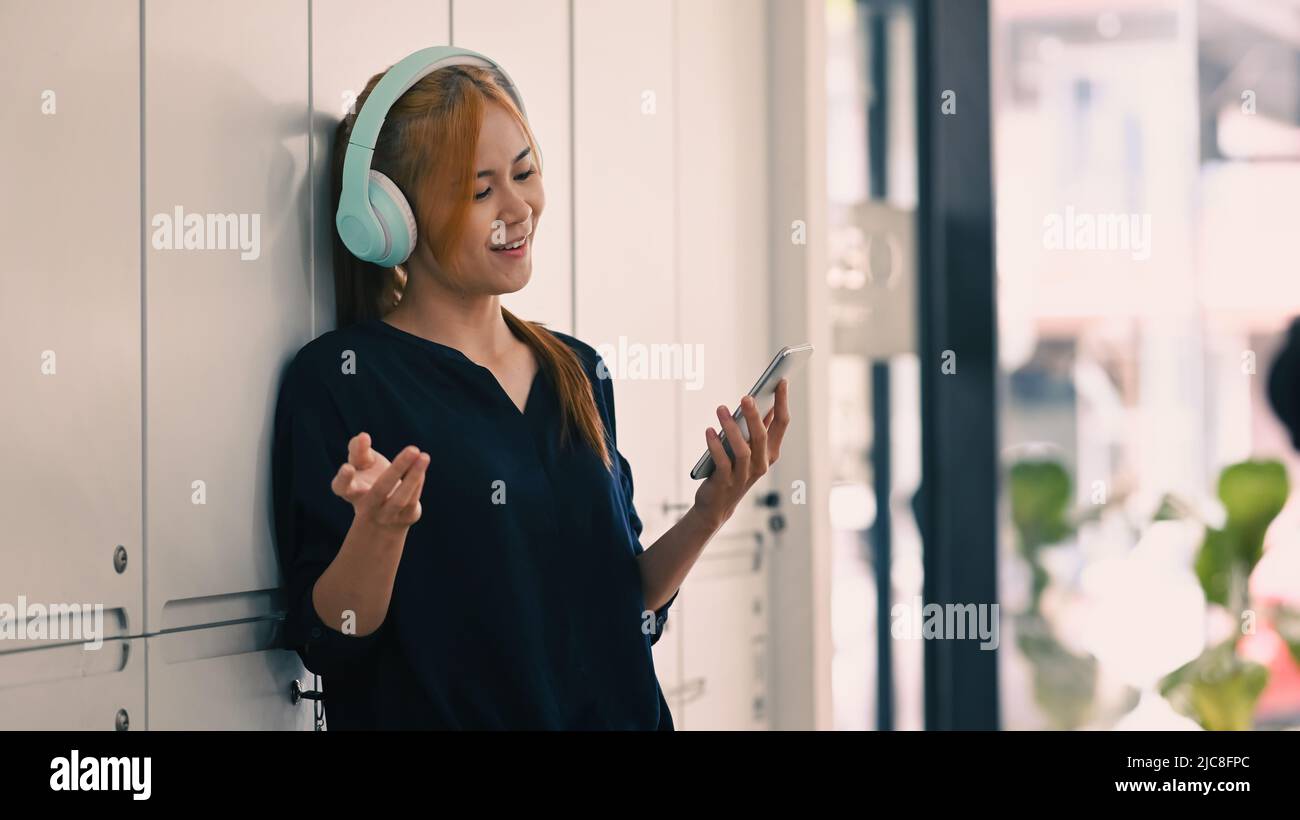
{"left": 449, "top": 101, "right": 544, "bottom": 295}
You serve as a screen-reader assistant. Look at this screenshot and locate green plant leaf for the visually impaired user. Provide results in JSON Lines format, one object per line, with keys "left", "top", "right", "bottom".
{"left": 1194, "top": 460, "right": 1289, "bottom": 610}
{"left": 1153, "top": 493, "right": 1185, "bottom": 522}
{"left": 1195, "top": 528, "right": 1235, "bottom": 609}
{"left": 1218, "top": 460, "right": 1289, "bottom": 543}
{"left": 1159, "top": 640, "right": 1269, "bottom": 731}
{"left": 1009, "top": 460, "right": 1073, "bottom": 555}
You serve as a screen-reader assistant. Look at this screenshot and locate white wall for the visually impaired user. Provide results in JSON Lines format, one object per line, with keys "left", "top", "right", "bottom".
{"left": 0, "top": 0, "right": 828, "bottom": 730}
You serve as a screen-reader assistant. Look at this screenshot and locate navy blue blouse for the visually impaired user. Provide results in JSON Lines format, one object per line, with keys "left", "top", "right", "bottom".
{"left": 270, "top": 316, "right": 678, "bottom": 730}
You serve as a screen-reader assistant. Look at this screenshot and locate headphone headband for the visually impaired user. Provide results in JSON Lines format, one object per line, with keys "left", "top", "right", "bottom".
{"left": 335, "top": 46, "right": 532, "bottom": 267}
{"left": 347, "top": 46, "right": 529, "bottom": 151}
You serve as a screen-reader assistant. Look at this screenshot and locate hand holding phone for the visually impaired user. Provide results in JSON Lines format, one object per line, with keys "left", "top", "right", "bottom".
{"left": 690, "top": 343, "right": 813, "bottom": 480}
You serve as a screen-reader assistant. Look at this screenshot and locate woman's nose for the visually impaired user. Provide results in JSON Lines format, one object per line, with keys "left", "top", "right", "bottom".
{"left": 501, "top": 208, "right": 531, "bottom": 230}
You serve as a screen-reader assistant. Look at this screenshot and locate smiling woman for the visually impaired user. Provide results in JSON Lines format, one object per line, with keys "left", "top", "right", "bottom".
{"left": 271, "top": 46, "right": 789, "bottom": 731}
{"left": 273, "top": 47, "right": 676, "bottom": 731}
{"left": 328, "top": 53, "right": 606, "bottom": 469}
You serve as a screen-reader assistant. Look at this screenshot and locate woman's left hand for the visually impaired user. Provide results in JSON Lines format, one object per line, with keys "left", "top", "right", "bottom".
{"left": 693, "top": 378, "right": 791, "bottom": 528}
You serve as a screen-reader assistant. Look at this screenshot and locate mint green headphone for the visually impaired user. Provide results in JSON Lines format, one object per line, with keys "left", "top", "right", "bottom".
{"left": 335, "top": 46, "right": 534, "bottom": 267}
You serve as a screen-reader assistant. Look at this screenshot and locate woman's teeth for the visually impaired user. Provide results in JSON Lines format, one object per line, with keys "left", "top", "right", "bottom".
{"left": 493, "top": 236, "right": 527, "bottom": 251}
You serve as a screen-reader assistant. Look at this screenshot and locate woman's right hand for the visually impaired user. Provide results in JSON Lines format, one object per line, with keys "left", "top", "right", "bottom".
{"left": 331, "top": 432, "right": 430, "bottom": 532}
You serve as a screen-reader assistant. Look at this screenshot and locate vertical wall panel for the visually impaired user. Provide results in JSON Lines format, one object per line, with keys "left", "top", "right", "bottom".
{"left": 144, "top": 0, "right": 309, "bottom": 632}
{"left": 572, "top": 0, "right": 682, "bottom": 713}
{"left": 765, "top": 0, "right": 834, "bottom": 730}
{"left": 311, "top": 0, "right": 450, "bottom": 334}
{"left": 674, "top": 0, "right": 773, "bottom": 730}
{"left": 672, "top": 0, "right": 770, "bottom": 517}
{"left": 455, "top": 0, "right": 574, "bottom": 334}
{"left": 571, "top": 3, "right": 677, "bottom": 554}
{"left": 0, "top": 0, "right": 142, "bottom": 654}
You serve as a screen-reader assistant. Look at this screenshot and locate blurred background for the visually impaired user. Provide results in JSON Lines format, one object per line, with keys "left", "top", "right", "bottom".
{"left": 2, "top": 0, "right": 1298, "bottom": 730}
{"left": 825, "top": 0, "right": 1300, "bottom": 730}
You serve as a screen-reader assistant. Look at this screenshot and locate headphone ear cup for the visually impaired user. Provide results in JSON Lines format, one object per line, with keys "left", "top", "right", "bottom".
{"left": 366, "top": 170, "right": 419, "bottom": 266}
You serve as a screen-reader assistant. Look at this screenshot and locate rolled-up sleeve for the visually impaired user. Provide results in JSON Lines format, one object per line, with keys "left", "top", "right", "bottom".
{"left": 594, "top": 355, "right": 679, "bottom": 647}
{"left": 271, "top": 354, "right": 389, "bottom": 677}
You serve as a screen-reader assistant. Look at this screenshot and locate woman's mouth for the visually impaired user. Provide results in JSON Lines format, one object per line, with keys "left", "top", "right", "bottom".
{"left": 490, "top": 234, "right": 529, "bottom": 258}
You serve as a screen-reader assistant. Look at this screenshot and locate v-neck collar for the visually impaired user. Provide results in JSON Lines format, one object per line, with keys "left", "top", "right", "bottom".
{"left": 512, "top": 367, "right": 542, "bottom": 416}
{"left": 368, "top": 317, "right": 543, "bottom": 417}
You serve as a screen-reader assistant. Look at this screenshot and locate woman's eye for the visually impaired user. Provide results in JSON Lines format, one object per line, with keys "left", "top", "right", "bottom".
{"left": 474, "top": 168, "right": 537, "bottom": 201}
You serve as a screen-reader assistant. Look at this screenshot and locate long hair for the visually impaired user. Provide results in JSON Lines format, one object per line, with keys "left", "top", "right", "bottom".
{"left": 330, "top": 63, "right": 611, "bottom": 471}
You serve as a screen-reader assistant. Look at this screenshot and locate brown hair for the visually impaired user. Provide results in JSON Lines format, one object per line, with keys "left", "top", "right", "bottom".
{"left": 330, "top": 63, "right": 610, "bottom": 471}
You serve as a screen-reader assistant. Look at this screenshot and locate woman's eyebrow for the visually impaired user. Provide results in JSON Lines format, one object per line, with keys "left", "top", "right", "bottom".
{"left": 476, "top": 146, "right": 532, "bottom": 179}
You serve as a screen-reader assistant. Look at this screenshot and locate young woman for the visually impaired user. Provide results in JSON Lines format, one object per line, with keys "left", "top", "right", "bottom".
{"left": 271, "top": 51, "right": 792, "bottom": 730}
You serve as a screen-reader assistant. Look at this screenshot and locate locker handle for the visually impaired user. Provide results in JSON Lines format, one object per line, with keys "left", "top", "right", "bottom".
{"left": 292, "top": 677, "right": 328, "bottom": 731}
{"left": 290, "top": 679, "right": 323, "bottom": 703}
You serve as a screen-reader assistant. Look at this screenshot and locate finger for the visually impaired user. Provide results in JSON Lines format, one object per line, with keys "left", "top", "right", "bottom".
{"left": 349, "top": 432, "right": 376, "bottom": 470}
{"left": 388, "top": 453, "right": 429, "bottom": 510}
{"left": 768, "top": 379, "right": 792, "bottom": 461}
{"left": 704, "top": 426, "right": 731, "bottom": 482}
{"left": 368, "top": 445, "right": 422, "bottom": 502}
{"left": 717, "top": 405, "right": 750, "bottom": 478}
{"left": 332, "top": 465, "right": 369, "bottom": 504}
{"left": 332, "top": 463, "right": 361, "bottom": 502}
{"left": 739, "top": 395, "right": 767, "bottom": 471}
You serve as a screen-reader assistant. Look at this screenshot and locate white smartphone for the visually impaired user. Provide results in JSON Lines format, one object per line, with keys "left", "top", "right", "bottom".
{"left": 690, "top": 343, "right": 814, "bottom": 480}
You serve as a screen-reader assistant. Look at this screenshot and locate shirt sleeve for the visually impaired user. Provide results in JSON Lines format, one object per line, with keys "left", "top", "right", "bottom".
{"left": 271, "top": 352, "right": 390, "bottom": 678}
{"left": 593, "top": 355, "right": 679, "bottom": 647}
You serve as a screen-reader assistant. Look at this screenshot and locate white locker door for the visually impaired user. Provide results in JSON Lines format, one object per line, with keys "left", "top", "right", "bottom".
{"left": 311, "top": 0, "right": 450, "bottom": 333}
{"left": 0, "top": 639, "right": 145, "bottom": 731}
{"left": 572, "top": 0, "right": 683, "bottom": 718}
{"left": 0, "top": 0, "right": 142, "bottom": 665}
{"left": 456, "top": 0, "right": 574, "bottom": 335}
{"left": 678, "top": 538, "right": 770, "bottom": 730}
{"left": 146, "top": 621, "right": 314, "bottom": 730}
{"left": 143, "top": 0, "right": 310, "bottom": 634}
{"left": 673, "top": 0, "right": 773, "bottom": 730}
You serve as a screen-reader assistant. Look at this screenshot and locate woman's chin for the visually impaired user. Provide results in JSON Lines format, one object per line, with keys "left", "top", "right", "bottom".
{"left": 495, "top": 265, "right": 532, "bottom": 294}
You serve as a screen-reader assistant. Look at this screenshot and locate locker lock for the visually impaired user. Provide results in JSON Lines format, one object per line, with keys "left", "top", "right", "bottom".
{"left": 113, "top": 545, "right": 128, "bottom": 574}
{"left": 290, "top": 679, "right": 324, "bottom": 705}
{"left": 115, "top": 708, "right": 129, "bottom": 731}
